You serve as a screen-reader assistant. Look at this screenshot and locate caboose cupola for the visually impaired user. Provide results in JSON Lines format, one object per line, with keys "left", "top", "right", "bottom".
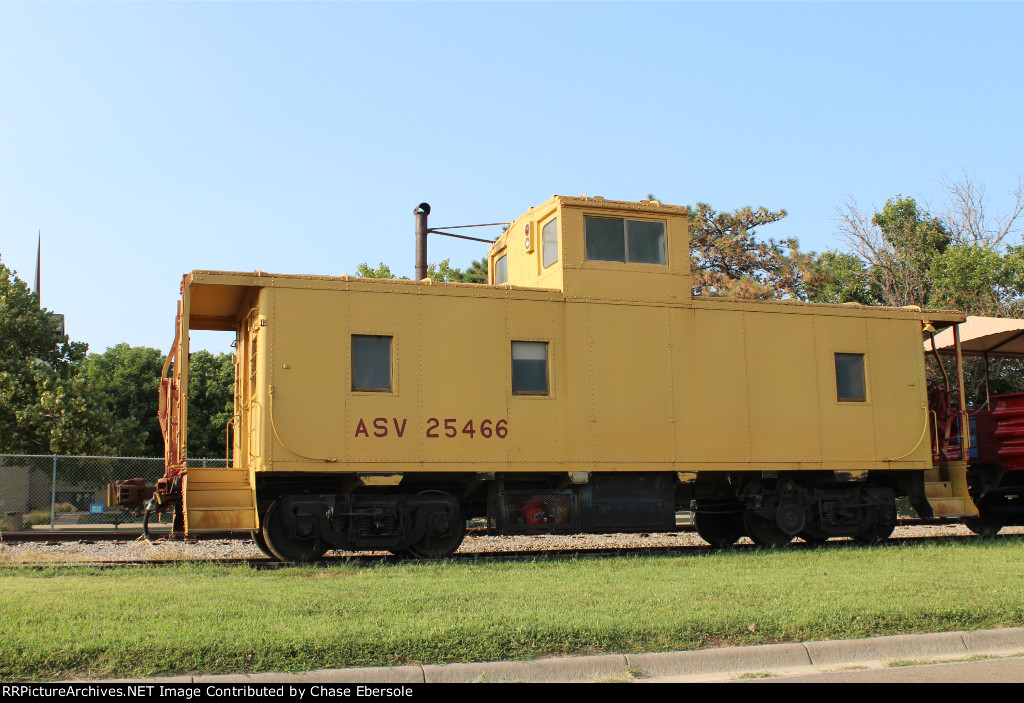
{"left": 487, "top": 195, "right": 691, "bottom": 304}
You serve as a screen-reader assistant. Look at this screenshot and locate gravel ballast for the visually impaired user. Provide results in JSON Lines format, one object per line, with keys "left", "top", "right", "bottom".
{"left": 1, "top": 523, "right": 1019, "bottom": 563}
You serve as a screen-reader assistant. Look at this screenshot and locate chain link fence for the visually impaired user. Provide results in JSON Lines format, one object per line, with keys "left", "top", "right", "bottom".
{"left": 0, "top": 454, "right": 227, "bottom": 532}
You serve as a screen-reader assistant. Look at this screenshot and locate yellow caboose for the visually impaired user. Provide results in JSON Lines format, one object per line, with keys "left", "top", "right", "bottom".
{"left": 139, "top": 196, "right": 976, "bottom": 560}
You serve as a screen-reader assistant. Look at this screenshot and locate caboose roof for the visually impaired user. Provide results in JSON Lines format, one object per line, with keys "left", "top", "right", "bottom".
{"left": 930, "top": 315, "right": 1024, "bottom": 358}
{"left": 183, "top": 269, "right": 564, "bottom": 331}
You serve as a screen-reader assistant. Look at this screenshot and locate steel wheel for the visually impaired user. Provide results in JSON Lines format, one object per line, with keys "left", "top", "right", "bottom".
{"left": 401, "top": 513, "right": 466, "bottom": 558}
{"left": 775, "top": 497, "right": 806, "bottom": 535}
{"left": 964, "top": 517, "right": 1003, "bottom": 538}
{"left": 694, "top": 506, "right": 745, "bottom": 548}
{"left": 853, "top": 518, "right": 896, "bottom": 545}
{"left": 743, "top": 511, "right": 793, "bottom": 548}
{"left": 262, "top": 498, "right": 327, "bottom": 563}
{"left": 396, "top": 491, "right": 466, "bottom": 559}
{"left": 251, "top": 529, "right": 275, "bottom": 559}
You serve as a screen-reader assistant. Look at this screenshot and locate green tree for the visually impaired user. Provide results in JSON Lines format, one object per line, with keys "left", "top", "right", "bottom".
{"left": 355, "top": 262, "right": 403, "bottom": 279}
{"left": 354, "top": 258, "right": 488, "bottom": 283}
{"left": 832, "top": 195, "right": 952, "bottom": 308}
{"left": 425, "top": 260, "right": 461, "bottom": 282}
{"left": 833, "top": 174, "right": 1024, "bottom": 312}
{"left": 186, "top": 350, "right": 235, "bottom": 459}
{"left": 927, "top": 244, "right": 1024, "bottom": 316}
{"left": 85, "top": 344, "right": 165, "bottom": 456}
{"left": 805, "top": 250, "right": 876, "bottom": 305}
{"left": 457, "top": 259, "right": 489, "bottom": 284}
{"left": 0, "top": 261, "right": 116, "bottom": 454}
{"left": 688, "top": 203, "right": 819, "bottom": 299}
{"left": 876, "top": 196, "right": 951, "bottom": 307}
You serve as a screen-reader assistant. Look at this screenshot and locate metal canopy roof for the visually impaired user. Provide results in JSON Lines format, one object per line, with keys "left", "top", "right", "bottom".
{"left": 930, "top": 316, "right": 1024, "bottom": 358}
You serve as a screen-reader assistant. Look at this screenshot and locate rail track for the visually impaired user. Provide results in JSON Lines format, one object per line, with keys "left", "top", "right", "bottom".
{"left": 3, "top": 534, "right": 1019, "bottom": 569}
{"left": 3, "top": 520, "right": 1018, "bottom": 569}
{"left": 0, "top": 518, "right": 958, "bottom": 544}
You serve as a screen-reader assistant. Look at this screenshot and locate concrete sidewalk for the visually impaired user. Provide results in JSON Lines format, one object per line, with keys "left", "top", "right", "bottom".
{"left": 138, "top": 627, "right": 1024, "bottom": 684}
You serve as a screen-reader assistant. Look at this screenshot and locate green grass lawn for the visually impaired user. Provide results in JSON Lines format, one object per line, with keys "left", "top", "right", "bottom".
{"left": 2, "top": 537, "right": 1023, "bottom": 681}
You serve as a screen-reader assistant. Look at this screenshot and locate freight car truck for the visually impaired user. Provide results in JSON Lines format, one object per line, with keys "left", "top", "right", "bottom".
{"left": 118, "top": 196, "right": 981, "bottom": 561}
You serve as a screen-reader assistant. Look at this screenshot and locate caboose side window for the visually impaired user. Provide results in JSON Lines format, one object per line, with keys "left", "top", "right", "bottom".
{"left": 627, "top": 219, "right": 667, "bottom": 264}
{"left": 584, "top": 216, "right": 666, "bottom": 265}
{"left": 352, "top": 335, "right": 392, "bottom": 392}
{"left": 585, "top": 216, "right": 625, "bottom": 261}
{"left": 542, "top": 217, "right": 559, "bottom": 268}
{"left": 494, "top": 253, "right": 508, "bottom": 284}
{"left": 512, "top": 341, "right": 548, "bottom": 395}
{"left": 835, "top": 353, "right": 866, "bottom": 402}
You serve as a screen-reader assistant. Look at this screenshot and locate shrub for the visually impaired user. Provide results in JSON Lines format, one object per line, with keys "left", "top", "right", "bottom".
{"left": 21, "top": 511, "right": 54, "bottom": 528}
{"left": 0, "top": 514, "right": 23, "bottom": 532}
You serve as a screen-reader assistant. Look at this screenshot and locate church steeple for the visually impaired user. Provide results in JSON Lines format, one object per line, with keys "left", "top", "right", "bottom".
{"left": 34, "top": 231, "right": 41, "bottom": 307}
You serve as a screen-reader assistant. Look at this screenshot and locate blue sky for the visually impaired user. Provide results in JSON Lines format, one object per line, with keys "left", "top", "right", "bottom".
{"left": 1, "top": 2, "right": 1022, "bottom": 354}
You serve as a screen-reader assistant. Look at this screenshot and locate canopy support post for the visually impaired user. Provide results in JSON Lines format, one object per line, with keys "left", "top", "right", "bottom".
{"left": 953, "top": 323, "right": 970, "bottom": 453}
{"left": 984, "top": 351, "right": 991, "bottom": 408}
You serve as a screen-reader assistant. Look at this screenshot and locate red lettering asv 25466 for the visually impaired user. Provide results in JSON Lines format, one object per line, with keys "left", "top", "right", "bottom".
{"left": 353, "top": 418, "right": 507, "bottom": 439}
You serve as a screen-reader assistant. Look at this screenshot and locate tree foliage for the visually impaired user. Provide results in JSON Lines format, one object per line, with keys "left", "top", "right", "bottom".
{"left": 804, "top": 251, "right": 875, "bottom": 305}
{"left": 85, "top": 344, "right": 165, "bottom": 457}
{"left": 455, "top": 258, "right": 488, "bottom": 284}
{"left": 355, "top": 258, "right": 488, "bottom": 283}
{"left": 186, "top": 350, "right": 235, "bottom": 459}
{"left": 0, "top": 261, "right": 117, "bottom": 455}
{"left": 355, "top": 262, "right": 402, "bottom": 279}
{"left": 830, "top": 174, "right": 1024, "bottom": 315}
{"left": 831, "top": 195, "right": 952, "bottom": 307}
{"left": 688, "top": 203, "right": 821, "bottom": 300}
{"left": 928, "top": 245, "right": 1024, "bottom": 316}
{"left": 1, "top": 262, "right": 237, "bottom": 457}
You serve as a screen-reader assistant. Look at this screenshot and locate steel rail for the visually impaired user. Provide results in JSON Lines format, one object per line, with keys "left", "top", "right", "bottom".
{"left": 0, "top": 519, "right": 959, "bottom": 544}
